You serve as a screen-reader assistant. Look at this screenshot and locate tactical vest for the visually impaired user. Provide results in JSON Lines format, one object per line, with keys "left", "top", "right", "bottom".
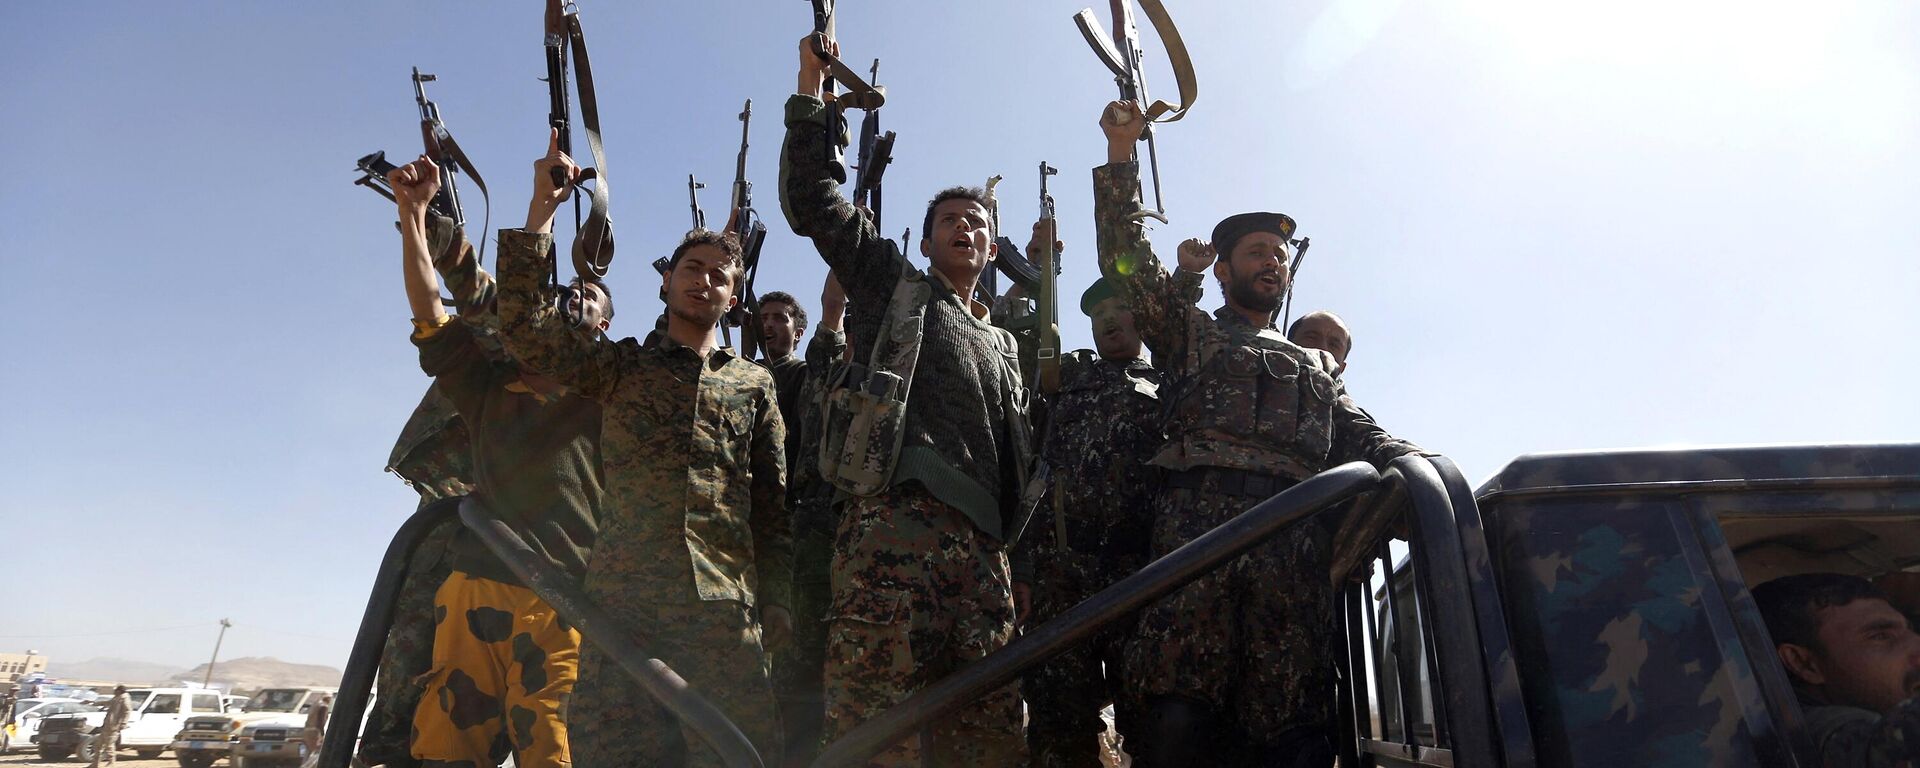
{"left": 818, "top": 270, "right": 1033, "bottom": 516}
{"left": 1158, "top": 325, "right": 1343, "bottom": 479}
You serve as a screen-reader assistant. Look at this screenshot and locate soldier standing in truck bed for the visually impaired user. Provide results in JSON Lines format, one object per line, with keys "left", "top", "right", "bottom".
{"left": 1093, "top": 100, "right": 1426, "bottom": 767}
{"left": 1013, "top": 277, "right": 1166, "bottom": 768}
{"left": 773, "top": 272, "right": 850, "bottom": 768}
{"left": 496, "top": 135, "right": 793, "bottom": 767}
{"left": 780, "top": 35, "right": 1033, "bottom": 767}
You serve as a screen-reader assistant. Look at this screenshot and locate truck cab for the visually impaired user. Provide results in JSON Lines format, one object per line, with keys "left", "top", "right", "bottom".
{"left": 1337, "top": 443, "right": 1920, "bottom": 767}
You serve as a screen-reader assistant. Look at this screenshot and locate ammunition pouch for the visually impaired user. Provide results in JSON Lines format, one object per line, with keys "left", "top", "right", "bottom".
{"left": 818, "top": 272, "right": 930, "bottom": 497}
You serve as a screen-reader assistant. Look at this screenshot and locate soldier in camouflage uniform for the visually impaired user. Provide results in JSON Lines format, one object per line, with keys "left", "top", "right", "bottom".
{"left": 781, "top": 36, "right": 1031, "bottom": 766}
{"left": 1094, "top": 100, "right": 1424, "bottom": 766}
{"left": 774, "top": 273, "right": 849, "bottom": 768}
{"left": 389, "top": 155, "right": 608, "bottom": 768}
{"left": 1753, "top": 574, "right": 1920, "bottom": 767}
{"left": 495, "top": 136, "right": 793, "bottom": 768}
{"left": 1013, "top": 278, "right": 1165, "bottom": 768}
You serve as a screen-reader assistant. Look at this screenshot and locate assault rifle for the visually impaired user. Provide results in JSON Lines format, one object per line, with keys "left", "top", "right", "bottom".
{"left": 850, "top": 59, "right": 896, "bottom": 230}
{"left": 411, "top": 69, "right": 490, "bottom": 258}
{"left": 688, "top": 174, "right": 707, "bottom": 231}
{"left": 543, "top": 0, "right": 615, "bottom": 284}
{"left": 982, "top": 175, "right": 1056, "bottom": 307}
{"left": 1035, "top": 162, "right": 1061, "bottom": 394}
{"left": 729, "top": 99, "right": 771, "bottom": 360}
{"left": 1279, "top": 237, "right": 1311, "bottom": 327}
{"left": 1073, "top": 0, "right": 1196, "bottom": 222}
{"left": 806, "top": 0, "right": 887, "bottom": 183}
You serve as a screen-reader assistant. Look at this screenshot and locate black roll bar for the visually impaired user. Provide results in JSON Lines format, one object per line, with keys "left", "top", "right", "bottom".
{"left": 810, "top": 461, "right": 1384, "bottom": 767}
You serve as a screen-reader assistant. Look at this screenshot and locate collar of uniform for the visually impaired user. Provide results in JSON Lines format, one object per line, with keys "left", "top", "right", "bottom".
{"left": 503, "top": 378, "right": 570, "bottom": 402}
{"left": 765, "top": 351, "right": 799, "bottom": 368}
{"left": 928, "top": 267, "right": 991, "bottom": 321}
{"left": 655, "top": 333, "right": 737, "bottom": 367}
{"left": 1214, "top": 305, "right": 1276, "bottom": 331}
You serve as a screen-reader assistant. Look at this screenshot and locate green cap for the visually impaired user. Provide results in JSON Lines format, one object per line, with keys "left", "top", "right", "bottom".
{"left": 1081, "top": 278, "right": 1120, "bottom": 316}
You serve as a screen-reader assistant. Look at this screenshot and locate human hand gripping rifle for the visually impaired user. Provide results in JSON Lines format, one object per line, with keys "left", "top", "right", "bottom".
{"left": 806, "top": 0, "right": 887, "bottom": 184}
{"left": 410, "top": 69, "right": 492, "bottom": 259}
{"left": 1073, "top": 0, "right": 1197, "bottom": 223}
{"left": 543, "top": 0, "right": 615, "bottom": 299}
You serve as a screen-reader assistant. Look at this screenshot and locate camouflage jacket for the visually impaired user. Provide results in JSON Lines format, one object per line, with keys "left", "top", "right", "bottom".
{"left": 493, "top": 228, "right": 792, "bottom": 610}
{"left": 1804, "top": 697, "right": 1920, "bottom": 767}
{"left": 1092, "top": 162, "right": 1420, "bottom": 479}
{"left": 1013, "top": 351, "right": 1164, "bottom": 580}
{"left": 760, "top": 350, "right": 810, "bottom": 492}
{"left": 780, "top": 93, "right": 1031, "bottom": 540}
{"left": 790, "top": 328, "right": 848, "bottom": 523}
{"left": 385, "top": 215, "right": 494, "bottom": 502}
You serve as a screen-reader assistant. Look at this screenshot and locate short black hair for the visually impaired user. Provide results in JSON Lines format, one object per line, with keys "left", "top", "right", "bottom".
{"left": 758, "top": 290, "right": 808, "bottom": 332}
{"left": 1753, "top": 573, "right": 1888, "bottom": 651}
{"left": 568, "top": 276, "right": 615, "bottom": 320}
{"left": 667, "top": 229, "right": 746, "bottom": 291}
{"left": 921, "top": 186, "right": 995, "bottom": 243}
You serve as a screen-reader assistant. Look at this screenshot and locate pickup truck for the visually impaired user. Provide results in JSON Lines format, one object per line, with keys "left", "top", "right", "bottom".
{"left": 173, "top": 687, "right": 336, "bottom": 768}
{"left": 1338, "top": 443, "right": 1918, "bottom": 767}
{"left": 312, "top": 442, "right": 1917, "bottom": 767}
{"left": 37, "top": 687, "right": 230, "bottom": 762}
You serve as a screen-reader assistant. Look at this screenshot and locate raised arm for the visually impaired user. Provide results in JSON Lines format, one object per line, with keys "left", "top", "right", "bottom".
{"left": 392, "top": 157, "right": 450, "bottom": 327}
{"left": 1092, "top": 100, "right": 1212, "bottom": 366}
{"left": 494, "top": 134, "right": 625, "bottom": 401}
{"left": 778, "top": 35, "right": 903, "bottom": 306}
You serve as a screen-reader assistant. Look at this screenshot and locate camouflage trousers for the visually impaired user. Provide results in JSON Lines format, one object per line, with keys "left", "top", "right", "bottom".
{"left": 822, "top": 487, "right": 1026, "bottom": 767}
{"left": 1123, "top": 480, "right": 1336, "bottom": 744}
{"left": 1024, "top": 549, "right": 1142, "bottom": 768}
{"left": 772, "top": 498, "right": 837, "bottom": 767}
{"left": 360, "top": 506, "right": 461, "bottom": 768}
{"left": 568, "top": 598, "right": 780, "bottom": 768}
{"left": 412, "top": 571, "right": 581, "bottom": 768}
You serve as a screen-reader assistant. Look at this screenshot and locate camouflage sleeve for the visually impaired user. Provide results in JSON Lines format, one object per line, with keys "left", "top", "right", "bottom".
{"left": 778, "top": 94, "right": 904, "bottom": 311}
{"left": 1171, "top": 266, "right": 1206, "bottom": 306}
{"left": 493, "top": 228, "right": 625, "bottom": 401}
{"left": 1813, "top": 699, "right": 1920, "bottom": 767}
{"left": 426, "top": 214, "right": 495, "bottom": 319}
{"left": 751, "top": 379, "right": 794, "bottom": 612}
{"left": 804, "top": 327, "right": 846, "bottom": 369}
{"left": 1093, "top": 162, "right": 1195, "bottom": 367}
{"left": 1330, "top": 391, "right": 1423, "bottom": 469}
{"left": 414, "top": 318, "right": 493, "bottom": 417}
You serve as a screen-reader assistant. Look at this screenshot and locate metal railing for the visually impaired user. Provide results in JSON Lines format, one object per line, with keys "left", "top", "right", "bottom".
{"left": 323, "top": 455, "right": 1525, "bottom": 768}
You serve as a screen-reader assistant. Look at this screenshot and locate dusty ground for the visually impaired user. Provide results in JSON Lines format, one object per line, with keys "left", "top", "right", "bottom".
{"left": 0, "top": 752, "right": 201, "bottom": 768}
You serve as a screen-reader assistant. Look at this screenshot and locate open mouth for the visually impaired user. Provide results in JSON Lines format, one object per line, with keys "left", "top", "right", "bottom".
{"left": 950, "top": 236, "right": 972, "bottom": 250}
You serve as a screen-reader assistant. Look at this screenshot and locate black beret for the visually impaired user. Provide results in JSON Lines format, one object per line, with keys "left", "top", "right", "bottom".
{"left": 1210, "top": 212, "right": 1297, "bottom": 256}
{"left": 1080, "top": 277, "right": 1120, "bottom": 316}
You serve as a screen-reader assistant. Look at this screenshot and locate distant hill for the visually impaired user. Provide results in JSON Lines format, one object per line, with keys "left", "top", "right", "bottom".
{"left": 174, "top": 657, "right": 342, "bottom": 692}
{"left": 44, "top": 657, "right": 185, "bottom": 684}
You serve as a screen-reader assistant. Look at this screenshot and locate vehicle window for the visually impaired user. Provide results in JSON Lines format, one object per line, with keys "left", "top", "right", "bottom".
{"left": 191, "top": 694, "right": 222, "bottom": 713}
{"left": 10, "top": 701, "right": 30, "bottom": 718}
{"left": 125, "top": 691, "right": 152, "bottom": 710}
{"left": 146, "top": 694, "right": 181, "bottom": 714}
{"left": 248, "top": 689, "right": 303, "bottom": 712}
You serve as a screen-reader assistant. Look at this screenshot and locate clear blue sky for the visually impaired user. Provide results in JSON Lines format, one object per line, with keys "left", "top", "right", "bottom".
{"left": 3, "top": 1, "right": 1915, "bottom": 670}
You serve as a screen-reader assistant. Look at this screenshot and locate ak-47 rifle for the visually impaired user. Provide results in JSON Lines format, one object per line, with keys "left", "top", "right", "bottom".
{"left": 1280, "top": 237, "right": 1311, "bottom": 327}
{"left": 411, "top": 69, "right": 491, "bottom": 259}
{"left": 543, "top": 0, "right": 615, "bottom": 286}
{"left": 687, "top": 174, "right": 708, "bottom": 231}
{"left": 729, "top": 99, "right": 771, "bottom": 360}
{"left": 1035, "top": 162, "right": 1061, "bottom": 395}
{"left": 983, "top": 175, "right": 1055, "bottom": 308}
{"left": 806, "top": 0, "right": 887, "bottom": 183}
{"left": 1073, "top": 0, "right": 1196, "bottom": 222}
{"left": 850, "top": 59, "right": 896, "bottom": 230}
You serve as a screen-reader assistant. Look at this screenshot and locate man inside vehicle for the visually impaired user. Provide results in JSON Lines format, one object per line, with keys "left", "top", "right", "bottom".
{"left": 1752, "top": 572, "right": 1920, "bottom": 766}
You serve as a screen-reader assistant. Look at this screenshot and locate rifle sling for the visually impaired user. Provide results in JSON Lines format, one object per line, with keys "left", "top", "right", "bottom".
{"left": 566, "top": 11, "right": 616, "bottom": 280}
{"left": 1136, "top": 0, "right": 1197, "bottom": 122}
{"left": 435, "top": 128, "right": 492, "bottom": 262}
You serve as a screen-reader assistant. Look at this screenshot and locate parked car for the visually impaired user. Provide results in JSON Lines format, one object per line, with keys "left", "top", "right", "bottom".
{"left": 3, "top": 698, "right": 94, "bottom": 754}
{"left": 37, "top": 687, "right": 229, "bottom": 762}
{"left": 175, "top": 688, "right": 335, "bottom": 768}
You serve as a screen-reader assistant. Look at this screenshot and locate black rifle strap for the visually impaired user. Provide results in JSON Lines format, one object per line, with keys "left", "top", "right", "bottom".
{"left": 566, "top": 11, "right": 615, "bottom": 280}
{"left": 434, "top": 128, "right": 491, "bottom": 262}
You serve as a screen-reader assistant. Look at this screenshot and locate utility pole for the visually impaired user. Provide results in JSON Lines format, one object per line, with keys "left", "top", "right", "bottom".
{"left": 202, "top": 619, "right": 232, "bottom": 689}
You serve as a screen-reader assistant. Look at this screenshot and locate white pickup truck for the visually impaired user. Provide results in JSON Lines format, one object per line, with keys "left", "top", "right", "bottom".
{"left": 35, "top": 687, "right": 231, "bottom": 762}
{"left": 174, "top": 687, "right": 335, "bottom": 768}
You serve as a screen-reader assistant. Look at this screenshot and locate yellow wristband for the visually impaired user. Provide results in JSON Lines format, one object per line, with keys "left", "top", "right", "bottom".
{"left": 411, "top": 314, "right": 454, "bottom": 339}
